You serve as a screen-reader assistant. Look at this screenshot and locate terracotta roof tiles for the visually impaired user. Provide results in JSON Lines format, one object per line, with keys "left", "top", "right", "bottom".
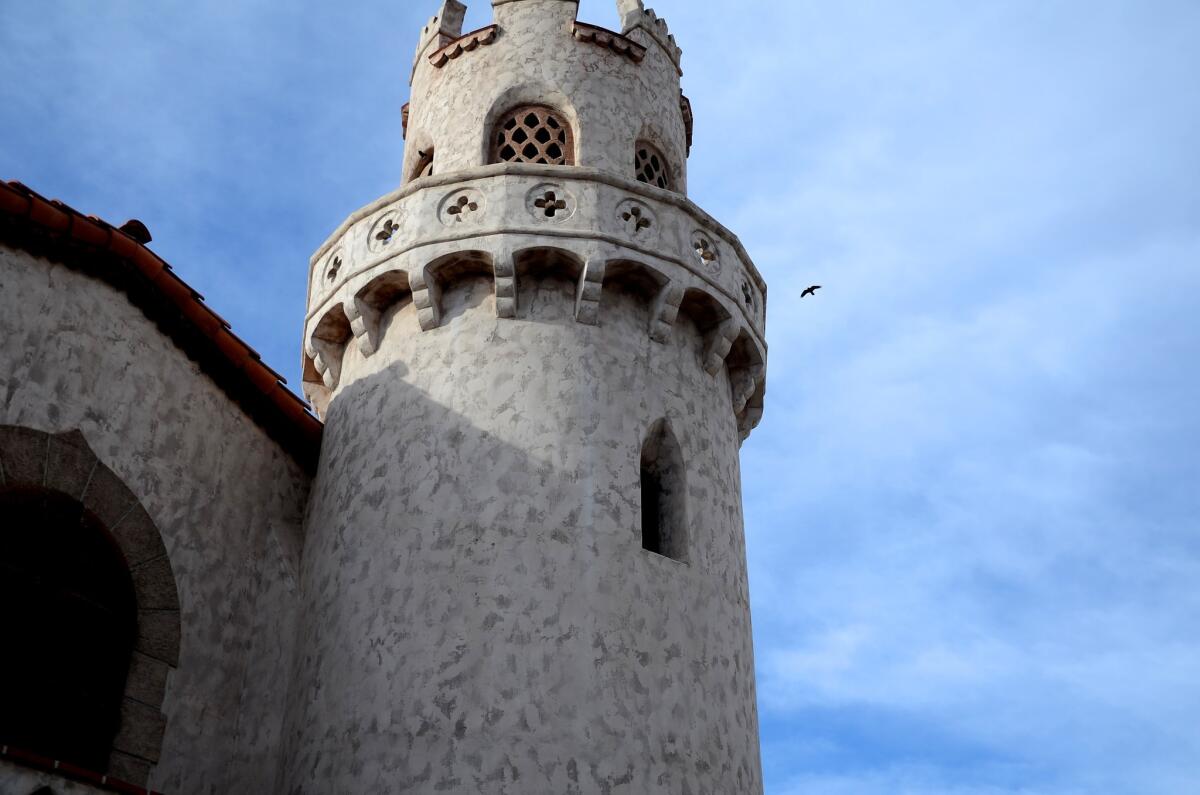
{"left": 0, "top": 180, "right": 322, "bottom": 471}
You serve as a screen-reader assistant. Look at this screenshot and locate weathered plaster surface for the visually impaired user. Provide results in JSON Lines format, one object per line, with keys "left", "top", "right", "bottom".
{"left": 0, "top": 246, "right": 311, "bottom": 794}
{"left": 283, "top": 271, "right": 763, "bottom": 792}
{"left": 407, "top": 0, "right": 690, "bottom": 194}
{"left": 285, "top": 3, "right": 767, "bottom": 791}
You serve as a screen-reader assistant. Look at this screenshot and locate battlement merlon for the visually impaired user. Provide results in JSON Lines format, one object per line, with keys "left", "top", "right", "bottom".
{"left": 617, "top": 0, "right": 682, "bottom": 74}
{"left": 412, "top": 0, "right": 469, "bottom": 77}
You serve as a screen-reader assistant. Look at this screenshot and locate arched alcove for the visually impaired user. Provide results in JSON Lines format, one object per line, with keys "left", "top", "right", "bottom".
{"left": 481, "top": 83, "right": 582, "bottom": 166}
{"left": 0, "top": 426, "right": 181, "bottom": 787}
{"left": 0, "top": 486, "right": 136, "bottom": 772}
{"left": 640, "top": 419, "right": 687, "bottom": 563}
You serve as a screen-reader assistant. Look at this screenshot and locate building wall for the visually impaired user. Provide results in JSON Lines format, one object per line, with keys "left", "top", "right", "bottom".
{"left": 283, "top": 269, "right": 762, "bottom": 793}
{"left": 405, "top": 0, "right": 690, "bottom": 194}
{"left": 0, "top": 245, "right": 311, "bottom": 795}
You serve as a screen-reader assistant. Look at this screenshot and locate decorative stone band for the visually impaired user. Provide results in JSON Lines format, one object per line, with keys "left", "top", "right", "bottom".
{"left": 302, "top": 166, "right": 768, "bottom": 439}
{"left": 0, "top": 426, "right": 181, "bottom": 787}
{"left": 428, "top": 24, "right": 500, "bottom": 68}
{"left": 572, "top": 22, "right": 647, "bottom": 63}
{"left": 308, "top": 164, "right": 766, "bottom": 333}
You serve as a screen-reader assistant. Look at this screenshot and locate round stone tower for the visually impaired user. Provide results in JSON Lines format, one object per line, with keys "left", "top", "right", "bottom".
{"left": 286, "top": 0, "right": 768, "bottom": 792}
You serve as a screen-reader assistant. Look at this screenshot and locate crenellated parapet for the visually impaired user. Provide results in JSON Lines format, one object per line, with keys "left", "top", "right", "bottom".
{"left": 617, "top": 0, "right": 682, "bottom": 73}
{"left": 412, "top": 0, "right": 469, "bottom": 74}
{"left": 301, "top": 163, "right": 767, "bottom": 439}
{"left": 405, "top": 0, "right": 691, "bottom": 191}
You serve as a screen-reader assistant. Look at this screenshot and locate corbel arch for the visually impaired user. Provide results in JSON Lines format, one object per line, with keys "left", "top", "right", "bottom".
{"left": 726, "top": 331, "right": 767, "bottom": 440}
{"left": 0, "top": 426, "right": 181, "bottom": 788}
{"left": 512, "top": 246, "right": 586, "bottom": 320}
{"left": 598, "top": 257, "right": 669, "bottom": 335}
{"left": 676, "top": 287, "right": 735, "bottom": 374}
{"left": 306, "top": 303, "right": 353, "bottom": 393}
{"left": 412, "top": 249, "right": 496, "bottom": 329}
{"left": 350, "top": 270, "right": 413, "bottom": 356}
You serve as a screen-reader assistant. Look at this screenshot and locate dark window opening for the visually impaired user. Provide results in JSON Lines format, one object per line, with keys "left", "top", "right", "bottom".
{"left": 640, "top": 420, "right": 687, "bottom": 561}
{"left": 0, "top": 487, "right": 136, "bottom": 771}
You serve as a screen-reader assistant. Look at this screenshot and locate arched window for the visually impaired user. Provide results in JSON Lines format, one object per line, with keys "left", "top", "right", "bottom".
{"left": 491, "top": 105, "right": 574, "bottom": 166}
{"left": 0, "top": 486, "right": 137, "bottom": 771}
{"left": 640, "top": 420, "right": 687, "bottom": 562}
{"left": 634, "top": 141, "right": 672, "bottom": 190}
{"left": 411, "top": 147, "right": 435, "bottom": 181}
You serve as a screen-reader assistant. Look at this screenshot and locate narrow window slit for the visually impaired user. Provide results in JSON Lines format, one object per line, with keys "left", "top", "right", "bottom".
{"left": 640, "top": 419, "right": 687, "bottom": 562}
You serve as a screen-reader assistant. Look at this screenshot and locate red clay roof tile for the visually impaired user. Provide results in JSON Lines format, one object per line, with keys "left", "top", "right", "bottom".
{"left": 0, "top": 180, "right": 322, "bottom": 471}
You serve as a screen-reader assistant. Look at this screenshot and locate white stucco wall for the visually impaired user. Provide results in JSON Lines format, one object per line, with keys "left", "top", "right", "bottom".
{"left": 284, "top": 266, "right": 762, "bottom": 793}
{"left": 0, "top": 245, "right": 311, "bottom": 795}
{"left": 283, "top": 2, "right": 767, "bottom": 791}
{"left": 406, "top": 0, "right": 690, "bottom": 194}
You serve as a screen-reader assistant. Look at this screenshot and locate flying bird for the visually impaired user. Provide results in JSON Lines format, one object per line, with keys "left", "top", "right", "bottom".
{"left": 801, "top": 285, "right": 822, "bottom": 298}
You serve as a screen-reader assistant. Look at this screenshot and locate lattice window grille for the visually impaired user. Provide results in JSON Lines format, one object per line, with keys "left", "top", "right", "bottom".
{"left": 635, "top": 142, "right": 672, "bottom": 190}
{"left": 493, "top": 106, "right": 573, "bottom": 166}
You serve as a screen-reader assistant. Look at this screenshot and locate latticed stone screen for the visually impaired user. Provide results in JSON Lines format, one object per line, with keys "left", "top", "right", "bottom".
{"left": 635, "top": 142, "right": 672, "bottom": 190}
{"left": 492, "top": 106, "right": 574, "bottom": 166}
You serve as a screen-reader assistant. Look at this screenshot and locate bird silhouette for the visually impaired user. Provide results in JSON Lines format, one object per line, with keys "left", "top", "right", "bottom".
{"left": 801, "top": 285, "right": 822, "bottom": 298}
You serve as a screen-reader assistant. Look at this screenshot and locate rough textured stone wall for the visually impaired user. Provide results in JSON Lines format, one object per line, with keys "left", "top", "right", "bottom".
{"left": 282, "top": 271, "right": 762, "bottom": 793}
{"left": 0, "top": 246, "right": 311, "bottom": 795}
{"left": 406, "top": 0, "right": 690, "bottom": 194}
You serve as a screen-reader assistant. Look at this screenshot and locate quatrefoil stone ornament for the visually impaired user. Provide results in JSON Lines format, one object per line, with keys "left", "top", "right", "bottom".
{"left": 693, "top": 234, "right": 720, "bottom": 274}
{"left": 326, "top": 256, "right": 342, "bottom": 283}
{"left": 526, "top": 184, "right": 575, "bottom": 221}
{"left": 377, "top": 219, "right": 399, "bottom": 242}
{"left": 617, "top": 199, "right": 655, "bottom": 237}
{"left": 535, "top": 191, "right": 567, "bottom": 217}
{"left": 439, "top": 189, "right": 484, "bottom": 226}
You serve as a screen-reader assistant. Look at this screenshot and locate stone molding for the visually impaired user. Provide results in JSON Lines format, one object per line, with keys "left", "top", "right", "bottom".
{"left": 301, "top": 166, "right": 768, "bottom": 437}
{"left": 306, "top": 165, "right": 767, "bottom": 330}
{"left": 0, "top": 426, "right": 180, "bottom": 788}
{"left": 301, "top": 234, "right": 766, "bottom": 439}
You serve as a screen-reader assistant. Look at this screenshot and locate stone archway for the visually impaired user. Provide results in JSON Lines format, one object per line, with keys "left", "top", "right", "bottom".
{"left": 0, "top": 425, "right": 181, "bottom": 787}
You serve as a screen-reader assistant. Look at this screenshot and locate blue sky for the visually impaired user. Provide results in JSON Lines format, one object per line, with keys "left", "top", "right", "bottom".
{"left": 3, "top": 1, "right": 1198, "bottom": 792}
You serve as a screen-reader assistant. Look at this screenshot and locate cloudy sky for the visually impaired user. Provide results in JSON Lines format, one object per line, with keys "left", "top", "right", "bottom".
{"left": 3, "top": 0, "right": 1198, "bottom": 792}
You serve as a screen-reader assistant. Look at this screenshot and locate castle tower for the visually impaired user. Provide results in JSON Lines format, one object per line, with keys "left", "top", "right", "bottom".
{"left": 288, "top": 0, "right": 768, "bottom": 791}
